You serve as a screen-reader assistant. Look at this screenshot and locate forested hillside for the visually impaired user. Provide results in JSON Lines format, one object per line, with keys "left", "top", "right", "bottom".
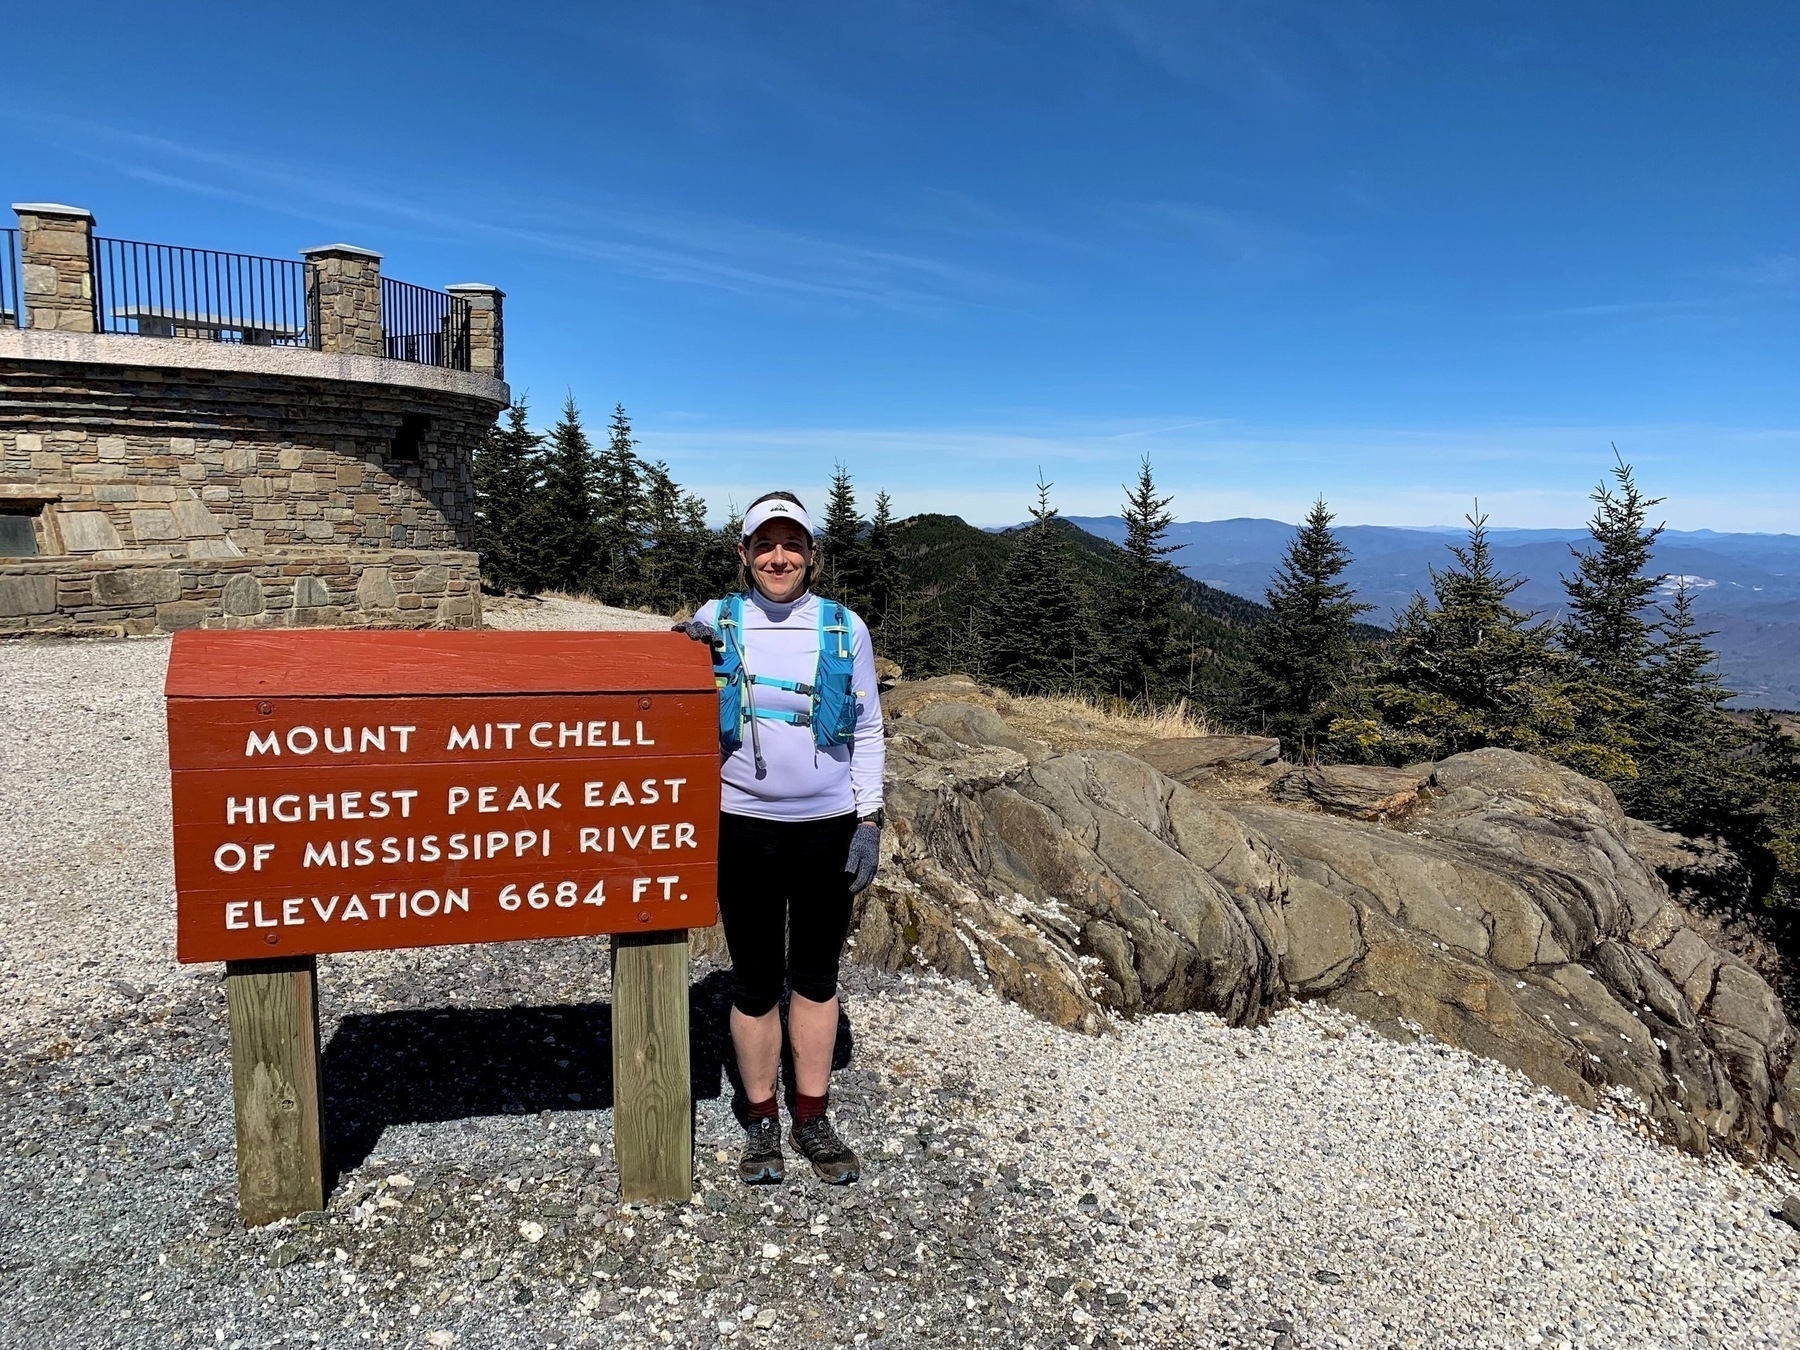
{"left": 884, "top": 512, "right": 1263, "bottom": 705}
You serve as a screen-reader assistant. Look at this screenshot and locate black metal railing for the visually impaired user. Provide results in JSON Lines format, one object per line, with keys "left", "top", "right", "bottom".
{"left": 0, "top": 229, "right": 19, "bottom": 329}
{"left": 90, "top": 236, "right": 315, "bottom": 348}
{"left": 381, "top": 276, "right": 470, "bottom": 371}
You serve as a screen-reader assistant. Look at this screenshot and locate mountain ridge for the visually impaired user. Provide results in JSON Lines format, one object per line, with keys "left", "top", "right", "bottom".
{"left": 887, "top": 513, "right": 1275, "bottom": 701}
{"left": 1066, "top": 515, "right": 1800, "bottom": 708}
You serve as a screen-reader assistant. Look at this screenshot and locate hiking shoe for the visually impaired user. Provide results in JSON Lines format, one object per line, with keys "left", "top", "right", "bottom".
{"left": 790, "top": 1114, "right": 861, "bottom": 1184}
{"left": 738, "top": 1116, "right": 785, "bottom": 1185}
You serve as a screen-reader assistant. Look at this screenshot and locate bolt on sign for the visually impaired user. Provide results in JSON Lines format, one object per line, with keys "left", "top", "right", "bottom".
{"left": 167, "top": 629, "right": 721, "bottom": 962}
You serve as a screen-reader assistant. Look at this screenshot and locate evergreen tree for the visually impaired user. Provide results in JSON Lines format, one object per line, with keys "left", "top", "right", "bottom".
{"left": 1746, "top": 712, "right": 1800, "bottom": 908}
{"left": 702, "top": 503, "right": 745, "bottom": 600}
{"left": 1244, "top": 498, "right": 1369, "bottom": 752}
{"left": 471, "top": 400, "right": 544, "bottom": 593}
{"left": 530, "top": 394, "right": 600, "bottom": 594}
{"left": 863, "top": 490, "right": 902, "bottom": 629}
{"left": 1625, "top": 582, "right": 1756, "bottom": 836}
{"left": 1327, "top": 513, "right": 1624, "bottom": 776}
{"left": 985, "top": 476, "right": 1085, "bottom": 695}
{"left": 1107, "top": 458, "right": 1186, "bottom": 705}
{"left": 889, "top": 559, "right": 988, "bottom": 681}
{"left": 592, "top": 404, "right": 643, "bottom": 604}
{"left": 1562, "top": 453, "right": 1666, "bottom": 691}
{"left": 637, "top": 459, "right": 714, "bottom": 612}
{"left": 819, "top": 463, "right": 867, "bottom": 604}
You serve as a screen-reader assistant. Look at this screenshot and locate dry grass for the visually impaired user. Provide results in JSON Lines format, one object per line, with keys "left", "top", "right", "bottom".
{"left": 992, "top": 691, "right": 1213, "bottom": 753}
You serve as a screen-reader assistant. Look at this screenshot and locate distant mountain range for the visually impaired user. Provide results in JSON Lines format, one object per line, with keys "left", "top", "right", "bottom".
{"left": 1067, "top": 516, "right": 1800, "bottom": 710}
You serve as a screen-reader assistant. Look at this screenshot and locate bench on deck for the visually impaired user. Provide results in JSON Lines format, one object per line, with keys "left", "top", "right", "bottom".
{"left": 112, "top": 304, "right": 305, "bottom": 346}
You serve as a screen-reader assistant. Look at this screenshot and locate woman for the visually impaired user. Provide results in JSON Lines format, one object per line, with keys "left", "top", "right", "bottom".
{"left": 682, "top": 491, "right": 884, "bottom": 1185}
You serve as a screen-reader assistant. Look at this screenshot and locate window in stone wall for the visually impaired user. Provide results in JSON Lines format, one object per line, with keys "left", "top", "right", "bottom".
{"left": 392, "top": 413, "right": 431, "bottom": 464}
{"left": 0, "top": 508, "right": 40, "bottom": 557}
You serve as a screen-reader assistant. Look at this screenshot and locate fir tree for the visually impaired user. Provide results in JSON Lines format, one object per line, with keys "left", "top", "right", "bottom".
{"left": 471, "top": 400, "right": 544, "bottom": 593}
{"left": 638, "top": 459, "right": 713, "bottom": 612}
{"left": 1562, "top": 453, "right": 1666, "bottom": 691}
{"left": 889, "top": 558, "right": 987, "bottom": 681}
{"left": 863, "top": 490, "right": 902, "bottom": 629}
{"left": 819, "top": 463, "right": 867, "bottom": 604}
{"left": 1107, "top": 458, "right": 1186, "bottom": 705}
{"left": 1244, "top": 498, "right": 1369, "bottom": 752}
{"left": 1746, "top": 711, "right": 1800, "bottom": 908}
{"left": 1625, "top": 582, "right": 1755, "bottom": 836}
{"left": 530, "top": 394, "right": 600, "bottom": 594}
{"left": 1328, "top": 512, "right": 1623, "bottom": 775}
{"left": 986, "top": 476, "right": 1084, "bottom": 695}
{"left": 592, "top": 404, "right": 643, "bottom": 604}
{"left": 703, "top": 503, "right": 745, "bottom": 600}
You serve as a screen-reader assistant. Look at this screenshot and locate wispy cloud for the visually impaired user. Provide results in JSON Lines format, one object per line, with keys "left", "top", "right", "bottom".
{"left": 1521, "top": 297, "right": 1718, "bottom": 321}
{"left": 1054, "top": 0, "right": 1392, "bottom": 107}
{"left": 1516, "top": 251, "right": 1800, "bottom": 325}
{"left": 1742, "top": 253, "right": 1800, "bottom": 288}
{"left": 637, "top": 416, "right": 1800, "bottom": 531}
{"left": 4, "top": 112, "right": 992, "bottom": 313}
{"left": 1117, "top": 199, "right": 1326, "bottom": 272}
{"left": 1057, "top": 0, "right": 1302, "bottom": 102}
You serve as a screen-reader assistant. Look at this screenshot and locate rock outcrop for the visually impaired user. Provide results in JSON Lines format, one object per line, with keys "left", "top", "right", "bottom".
{"left": 1132, "top": 734, "right": 1282, "bottom": 782}
{"left": 1269, "top": 762, "right": 1431, "bottom": 819}
{"left": 847, "top": 684, "right": 1800, "bottom": 1169}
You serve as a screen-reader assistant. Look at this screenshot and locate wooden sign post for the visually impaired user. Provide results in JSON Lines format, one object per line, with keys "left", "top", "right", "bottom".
{"left": 166, "top": 630, "right": 719, "bottom": 1224}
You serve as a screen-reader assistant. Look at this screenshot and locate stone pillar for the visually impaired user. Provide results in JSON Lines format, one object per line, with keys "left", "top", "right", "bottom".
{"left": 445, "top": 284, "right": 504, "bottom": 381}
{"left": 300, "top": 244, "right": 383, "bottom": 357}
{"left": 13, "top": 203, "right": 95, "bottom": 332}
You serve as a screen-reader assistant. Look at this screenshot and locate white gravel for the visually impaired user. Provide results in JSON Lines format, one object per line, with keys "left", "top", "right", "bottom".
{"left": 483, "top": 594, "right": 674, "bottom": 632}
{"left": 861, "top": 975, "right": 1800, "bottom": 1348}
{"left": 1, "top": 627, "right": 1797, "bottom": 1348}
{"left": 0, "top": 637, "right": 177, "bottom": 1041}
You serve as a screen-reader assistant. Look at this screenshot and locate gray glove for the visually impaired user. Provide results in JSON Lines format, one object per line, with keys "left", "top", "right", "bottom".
{"left": 672, "top": 619, "right": 719, "bottom": 645}
{"left": 845, "top": 820, "right": 881, "bottom": 894}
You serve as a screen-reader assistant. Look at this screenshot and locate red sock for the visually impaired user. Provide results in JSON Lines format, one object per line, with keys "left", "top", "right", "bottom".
{"left": 794, "top": 1092, "right": 828, "bottom": 1124}
{"left": 747, "top": 1094, "right": 779, "bottom": 1122}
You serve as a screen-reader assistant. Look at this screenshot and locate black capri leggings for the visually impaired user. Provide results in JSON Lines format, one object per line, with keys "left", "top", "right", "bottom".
{"left": 718, "top": 811, "right": 859, "bottom": 1018}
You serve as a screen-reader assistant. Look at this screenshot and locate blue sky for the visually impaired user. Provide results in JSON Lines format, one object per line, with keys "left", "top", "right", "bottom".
{"left": 3, "top": 2, "right": 1796, "bottom": 529}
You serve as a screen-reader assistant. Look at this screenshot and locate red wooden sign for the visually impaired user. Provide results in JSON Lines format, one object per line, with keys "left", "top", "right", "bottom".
{"left": 166, "top": 630, "right": 721, "bottom": 963}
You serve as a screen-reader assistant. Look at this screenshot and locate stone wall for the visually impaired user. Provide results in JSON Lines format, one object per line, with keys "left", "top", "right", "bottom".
{"left": 0, "top": 550, "right": 480, "bottom": 636}
{"left": 0, "top": 346, "right": 498, "bottom": 558}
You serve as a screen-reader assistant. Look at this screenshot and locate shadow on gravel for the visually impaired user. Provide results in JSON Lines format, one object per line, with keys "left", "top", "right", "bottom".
{"left": 320, "top": 969, "right": 853, "bottom": 1182}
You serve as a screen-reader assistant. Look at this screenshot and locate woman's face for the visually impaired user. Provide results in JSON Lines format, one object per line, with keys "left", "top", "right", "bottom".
{"left": 740, "top": 519, "right": 813, "bottom": 603}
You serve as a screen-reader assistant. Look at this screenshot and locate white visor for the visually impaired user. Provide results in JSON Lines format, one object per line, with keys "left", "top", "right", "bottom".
{"left": 741, "top": 497, "right": 814, "bottom": 541}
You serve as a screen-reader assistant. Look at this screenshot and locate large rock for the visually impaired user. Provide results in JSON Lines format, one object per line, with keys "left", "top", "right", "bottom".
{"left": 853, "top": 718, "right": 1285, "bottom": 1032}
{"left": 1271, "top": 763, "right": 1431, "bottom": 819}
{"left": 1239, "top": 751, "right": 1799, "bottom": 1166}
{"left": 1133, "top": 735, "right": 1281, "bottom": 783}
{"left": 882, "top": 674, "right": 991, "bottom": 721}
{"left": 853, "top": 704, "right": 1800, "bottom": 1168}
{"left": 911, "top": 700, "right": 1049, "bottom": 763}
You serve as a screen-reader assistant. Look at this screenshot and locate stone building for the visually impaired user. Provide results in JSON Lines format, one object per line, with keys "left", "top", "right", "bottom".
{"left": 0, "top": 203, "right": 509, "bottom": 634}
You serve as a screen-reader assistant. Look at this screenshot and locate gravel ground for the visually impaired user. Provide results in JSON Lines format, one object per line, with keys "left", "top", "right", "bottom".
{"left": 482, "top": 595, "right": 674, "bottom": 632}
{"left": 2, "top": 633, "right": 1799, "bottom": 1350}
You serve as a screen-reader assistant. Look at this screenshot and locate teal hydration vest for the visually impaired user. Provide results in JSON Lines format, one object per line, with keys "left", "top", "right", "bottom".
{"left": 714, "top": 592, "right": 861, "bottom": 756}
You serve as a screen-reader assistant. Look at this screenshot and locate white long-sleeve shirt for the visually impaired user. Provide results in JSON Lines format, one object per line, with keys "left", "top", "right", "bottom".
{"left": 694, "top": 590, "right": 886, "bottom": 822}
